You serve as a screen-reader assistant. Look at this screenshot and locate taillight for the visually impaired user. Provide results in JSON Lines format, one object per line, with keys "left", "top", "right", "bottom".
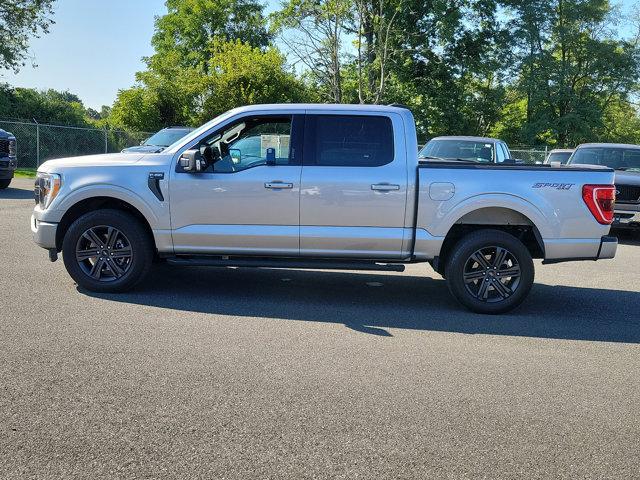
{"left": 582, "top": 184, "right": 616, "bottom": 225}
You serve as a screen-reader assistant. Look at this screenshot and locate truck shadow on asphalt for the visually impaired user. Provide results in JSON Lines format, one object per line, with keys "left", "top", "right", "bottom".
{"left": 81, "top": 264, "right": 640, "bottom": 343}
{"left": 0, "top": 186, "right": 34, "bottom": 200}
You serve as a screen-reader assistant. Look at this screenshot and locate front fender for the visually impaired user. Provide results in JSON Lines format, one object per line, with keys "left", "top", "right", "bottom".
{"left": 45, "top": 184, "right": 164, "bottom": 229}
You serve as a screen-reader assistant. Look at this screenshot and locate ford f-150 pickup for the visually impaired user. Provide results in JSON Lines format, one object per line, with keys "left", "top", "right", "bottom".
{"left": 31, "top": 104, "right": 618, "bottom": 313}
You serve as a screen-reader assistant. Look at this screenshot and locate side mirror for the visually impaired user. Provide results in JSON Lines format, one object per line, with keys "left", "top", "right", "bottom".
{"left": 179, "top": 149, "right": 205, "bottom": 172}
{"left": 229, "top": 148, "right": 242, "bottom": 164}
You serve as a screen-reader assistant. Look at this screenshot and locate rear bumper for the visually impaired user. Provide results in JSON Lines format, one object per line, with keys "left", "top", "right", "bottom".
{"left": 31, "top": 214, "right": 58, "bottom": 250}
{"left": 542, "top": 235, "right": 617, "bottom": 264}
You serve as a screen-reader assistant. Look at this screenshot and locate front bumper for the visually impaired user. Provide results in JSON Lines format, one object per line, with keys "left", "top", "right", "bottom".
{"left": 31, "top": 214, "right": 58, "bottom": 249}
{"left": 0, "top": 158, "right": 16, "bottom": 179}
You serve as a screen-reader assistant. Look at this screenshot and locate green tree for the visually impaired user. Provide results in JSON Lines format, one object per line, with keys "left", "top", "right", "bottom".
{"left": 0, "top": 0, "right": 55, "bottom": 72}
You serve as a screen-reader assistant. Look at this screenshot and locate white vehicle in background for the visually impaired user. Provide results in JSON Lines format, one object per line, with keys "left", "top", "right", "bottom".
{"left": 419, "top": 136, "right": 520, "bottom": 164}
{"left": 545, "top": 148, "right": 574, "bottom": 165}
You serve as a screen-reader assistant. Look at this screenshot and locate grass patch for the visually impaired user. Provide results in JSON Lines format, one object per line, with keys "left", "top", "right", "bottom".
{"left": 14, "top": 168, "right": 37, "bottom": 178}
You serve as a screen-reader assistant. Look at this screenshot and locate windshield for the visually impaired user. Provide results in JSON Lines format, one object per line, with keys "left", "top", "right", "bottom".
{"left": 570, "top": 147, "right": 640, "bottom": 171}
{"left": 144, "top": 129, "right": 192, "bottom": 147}
{"left": 419, "top": 139, "right": 494, "bottom": 163}
{"left": 546, "top": 151, "right": 572, "bottom": 164}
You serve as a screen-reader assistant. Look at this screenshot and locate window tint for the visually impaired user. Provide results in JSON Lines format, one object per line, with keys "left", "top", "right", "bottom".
{"left": 199, "top": 117, "right": 293, "bottom": 173}
{"left": 305, "top": 115, "right": 394, "bottom": 167}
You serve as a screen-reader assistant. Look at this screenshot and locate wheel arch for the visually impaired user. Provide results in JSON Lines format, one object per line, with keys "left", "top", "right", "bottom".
{"left": 55, "top": 196, "right": 156, "bottom": 252}
{"left": 433, "top": 207, "right": 545, "bottom": 276}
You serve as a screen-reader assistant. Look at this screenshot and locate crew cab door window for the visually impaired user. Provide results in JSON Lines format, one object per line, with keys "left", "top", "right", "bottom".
{"left": 198, "top": 117, "right": 294, "bottom": 173}
{"left": 304, "top": 115, "right": 394, "bottom": 166}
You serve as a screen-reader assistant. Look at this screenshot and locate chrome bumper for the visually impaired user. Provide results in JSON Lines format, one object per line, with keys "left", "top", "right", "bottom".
{"left": 31, "top": 214, "right": 58, "bottom": 249}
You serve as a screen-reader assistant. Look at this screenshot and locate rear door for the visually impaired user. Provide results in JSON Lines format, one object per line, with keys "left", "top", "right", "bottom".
{"left": 299, "top": 112, "right": 408, "bottom": 259}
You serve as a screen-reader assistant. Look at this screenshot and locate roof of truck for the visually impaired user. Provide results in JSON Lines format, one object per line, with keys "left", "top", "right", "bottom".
{"left": 429, "top": 135, "right": 503, "bottom": 144}
{"left": 577, "top": 143, "right": 640, "bottom": 150}
{"left": 227, "top": 103, "right": 411, "bottom": 114}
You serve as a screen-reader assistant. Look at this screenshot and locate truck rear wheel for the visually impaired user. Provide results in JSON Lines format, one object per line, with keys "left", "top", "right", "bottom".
{"left": 445, "top": 229, "right": 534, "bottom": 314}
{"left": 0, "top": 179, "right": 11, "bottom": 189}
{"left": 62, "top": 209, "right": 153, "bottom": 293}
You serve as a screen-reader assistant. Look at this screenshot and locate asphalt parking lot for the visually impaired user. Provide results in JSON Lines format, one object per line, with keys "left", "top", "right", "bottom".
{"left": 1, "top": 177, "right": 639, "bottom": 479}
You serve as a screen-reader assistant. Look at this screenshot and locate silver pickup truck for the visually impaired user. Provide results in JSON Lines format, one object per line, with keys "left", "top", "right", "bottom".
{"left": 32, "top": 104, "right": 617, "bottom": 314}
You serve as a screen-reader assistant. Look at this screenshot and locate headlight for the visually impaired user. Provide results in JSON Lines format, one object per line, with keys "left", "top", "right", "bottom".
{"left": 8, "top": 139, "right": 16, "bottom": 158}
{"left": 35, "top": 172, "right": 62, "bottom": 209}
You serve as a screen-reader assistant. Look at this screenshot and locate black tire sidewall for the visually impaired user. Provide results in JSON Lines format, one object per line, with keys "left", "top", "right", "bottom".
{"left": 62, "top": 209, "right": 153, "bottom": 293}
{"left": 445, "top": 229, "right": 535, "bottom": 314}
{"left": 0, "top": 179, "right": 11, "bottom": 189}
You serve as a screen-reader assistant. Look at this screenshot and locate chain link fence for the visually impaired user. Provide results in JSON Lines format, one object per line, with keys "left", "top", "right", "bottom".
{"left": 0, "top": 120, "right": 153, "bottom": 169}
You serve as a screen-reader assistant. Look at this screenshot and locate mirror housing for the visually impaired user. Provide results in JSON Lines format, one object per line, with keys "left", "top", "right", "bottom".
{"left": 179, "top": 149, "right": 205, "bottom": 172}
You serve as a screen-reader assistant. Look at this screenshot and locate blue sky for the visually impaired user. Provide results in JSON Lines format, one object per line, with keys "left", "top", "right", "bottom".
{"left": 1, "top": 0, "right": 637, "bottom": 110}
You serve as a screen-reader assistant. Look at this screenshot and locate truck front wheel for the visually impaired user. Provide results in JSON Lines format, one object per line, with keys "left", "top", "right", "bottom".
{"left": 0, "top": 179, "right": 11, "bottom": 189}
{"left": 445, "top": 229, "right": 534, "bottom": 314}
{"left": 61, "top": 209, "right": 153, "bottom": 293}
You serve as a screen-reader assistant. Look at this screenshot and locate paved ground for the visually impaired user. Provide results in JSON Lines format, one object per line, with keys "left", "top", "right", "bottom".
{"left": 1, "top": 177, "right": 639, "bottom": 479}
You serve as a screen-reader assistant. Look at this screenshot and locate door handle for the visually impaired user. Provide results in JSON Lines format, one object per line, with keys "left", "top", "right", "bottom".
{"left": 371, "top": 183, "right": 400, "bottom": 191}
{"left": 265, "top": 182, "right": 294, "bottom": 190}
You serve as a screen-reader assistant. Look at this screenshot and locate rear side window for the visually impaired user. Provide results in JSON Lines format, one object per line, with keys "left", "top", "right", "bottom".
{"left": 304, "top": 115, "right": 394, "bottom": 167}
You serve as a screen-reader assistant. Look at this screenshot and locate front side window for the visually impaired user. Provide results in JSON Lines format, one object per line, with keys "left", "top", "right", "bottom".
{"left": 305, "top": 115, "right": 394, "bottom": 167}
{"left": 198, "top": 117, "right": 293, "bottom": 173}
{"left": 420, "top": 139, "right": 494, "bottom": 163}
{"left": 571, "top": 147, "right": 640, "bottom": 171}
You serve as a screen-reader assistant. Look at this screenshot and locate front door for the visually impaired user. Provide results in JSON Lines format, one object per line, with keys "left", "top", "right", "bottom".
{"left": 299, "top": 113, "right": 408, "bottom": 259}
{"left": 169, "top": 115, "right": 302, "bottom": 255}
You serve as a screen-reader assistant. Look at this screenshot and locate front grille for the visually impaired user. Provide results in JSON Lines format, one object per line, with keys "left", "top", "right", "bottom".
{"left": 616, "top": 184, "right": 640, "bottom": 204}
{"left": 0, "top": 160, "right": 9, "bottom": 168}
{"left": 0, "top": 139, "right": 8, "bottom": 156}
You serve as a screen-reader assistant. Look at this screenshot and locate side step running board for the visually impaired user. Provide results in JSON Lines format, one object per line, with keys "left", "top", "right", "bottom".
{"left": 166, "top": 256, "right": 406, "bottom": 272}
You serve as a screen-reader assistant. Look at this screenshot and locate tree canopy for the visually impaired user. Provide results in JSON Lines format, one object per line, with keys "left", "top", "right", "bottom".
{"left": 0, "top": 0, "right": 55, "bottom": 72}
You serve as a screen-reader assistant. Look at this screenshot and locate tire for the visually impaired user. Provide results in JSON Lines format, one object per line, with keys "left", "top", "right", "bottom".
{"left": 445, "top": 229, "right": 534, "bottom": 314}
{"left": 62, "top": 209, "right": 154, "bottom": 293}
{"left": 0, "top": 179, "right": 11, "bottom": 189}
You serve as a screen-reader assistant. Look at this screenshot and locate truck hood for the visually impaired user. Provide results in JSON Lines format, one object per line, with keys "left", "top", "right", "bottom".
{"left": 614, "top": 170, "right": 640, "bottom": 185}
{"left": 38, "top": 153, "right": 146, "bottom": 172}
{"left": 121, "top": 145, "right": 166, "bottom": 153}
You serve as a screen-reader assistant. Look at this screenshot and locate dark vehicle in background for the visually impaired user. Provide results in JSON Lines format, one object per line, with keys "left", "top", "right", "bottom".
{"left": 544, "top": 148, "right": 574, "bottom": 165}
{"left": 567, "top": 143, "right": 640, "bottom": 230}
{"left": 419, "top": 136, "right": 520, "bottom": 164}
{"left": 122, "top": 126, "right": 194, "bottom": 153}
{"left": 0, "top": 128, "right": 17, "bottom": 189}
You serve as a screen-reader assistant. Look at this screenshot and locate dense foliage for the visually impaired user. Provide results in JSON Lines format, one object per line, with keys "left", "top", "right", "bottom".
{"left": 2, "top": 0, "right": 640, "bottom": 147}
{"left": 0, "top": 0, "right": 55, "bottom": 72}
